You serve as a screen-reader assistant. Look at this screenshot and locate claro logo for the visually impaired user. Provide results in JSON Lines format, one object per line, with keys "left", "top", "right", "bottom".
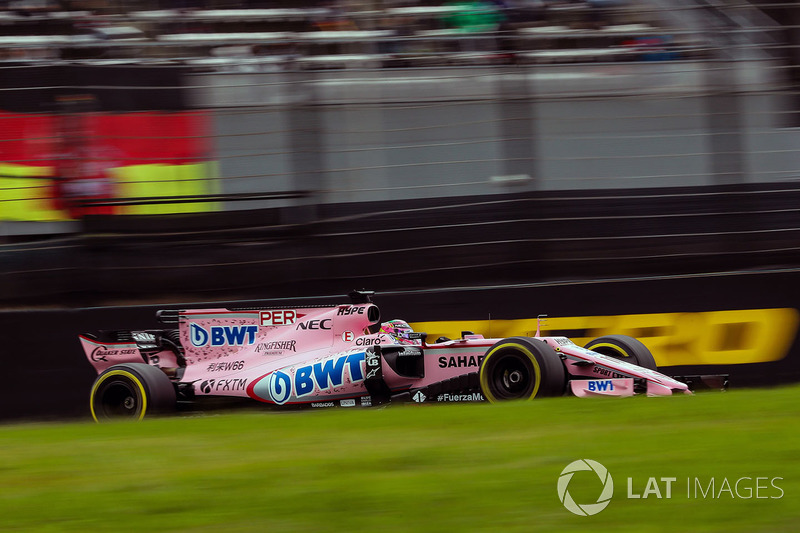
{"left": 412, "top": 308, "right": 800, "bottom": 366}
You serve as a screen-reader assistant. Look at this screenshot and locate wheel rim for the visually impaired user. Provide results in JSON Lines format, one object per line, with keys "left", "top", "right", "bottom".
{"left": 489, "top": 352, "right": 535, "bottom": 400}
{"left": 97, "top": 380, "right": 142, "bottom": 419}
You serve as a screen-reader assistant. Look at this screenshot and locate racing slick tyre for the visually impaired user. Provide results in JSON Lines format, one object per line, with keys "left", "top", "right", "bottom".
{"left": 90, "top": 363, "right": 176, "bottom": 422}
{"left": 584, "top": 335, "right": 658, "bottom": 371}
{"left": 479, "top": 337, "right": 565, "bottom": 402}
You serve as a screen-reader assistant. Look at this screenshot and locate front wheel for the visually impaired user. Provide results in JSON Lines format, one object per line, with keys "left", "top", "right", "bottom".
{"left": 584, "top": 335, "right": 658, "bottom": 371}
{"left": 90, "top": 363, "right": 176, "bottom": 422}
{"left": 479, "top": 337, "right": 565, "bottom": 402}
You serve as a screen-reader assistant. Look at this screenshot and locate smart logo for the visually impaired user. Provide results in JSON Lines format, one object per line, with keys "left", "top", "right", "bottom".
{"left": 557, "top": 459, "right": 614, "bottom": 516}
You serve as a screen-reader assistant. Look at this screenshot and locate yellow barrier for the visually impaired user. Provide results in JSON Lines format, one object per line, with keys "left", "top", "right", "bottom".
{"left": 410, "top": 308, "right": 800, "bottom": 366}
{"left": 0, "top": 164, "right": 70, "bottom": 221}
{"left": 2, "top": 162, "right": 220, "bottom": 220}
{"left": 0, "top": 161, "right": 220, "bottom": 222}
{"left": 112, "top": 162, "right": 220, "bottom": 215}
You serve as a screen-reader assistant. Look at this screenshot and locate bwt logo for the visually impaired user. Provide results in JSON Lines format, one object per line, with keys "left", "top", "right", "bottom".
{"left": 190, "top": 323, "right": 258, "bottom": 347}
{"left": 252, "top": 352, "right": 366, "bottom": 405}
{"left": 292, "top": 352, "right": 365, "bottom": 397}
{"left": 588, "top": 380, "right": 614, "bottom": 392}
{"left": 557, "top": 459, "right": 614, "bottom": 516}
{"left": 266, "top": 371, "right": 292, "bottom": 405}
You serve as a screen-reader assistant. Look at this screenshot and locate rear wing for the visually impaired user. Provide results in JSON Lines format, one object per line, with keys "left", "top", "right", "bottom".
{"left": 156, "top": 309, "right": 180, "bottom": 325}
{"left": 155, "top": 290, "right": 377, "bottom": 326}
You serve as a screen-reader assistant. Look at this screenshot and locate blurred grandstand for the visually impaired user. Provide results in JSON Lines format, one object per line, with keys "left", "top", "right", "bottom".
{"left": 0, "top": 1, "right": 798, "bottom": 305}
{"left": 0, "top": 1, "right": 749, "bottom": 65}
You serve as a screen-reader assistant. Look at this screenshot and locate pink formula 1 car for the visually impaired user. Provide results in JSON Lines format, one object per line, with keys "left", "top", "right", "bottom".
{"left": 80, "top": 292, "right": 718, "bottom": 421}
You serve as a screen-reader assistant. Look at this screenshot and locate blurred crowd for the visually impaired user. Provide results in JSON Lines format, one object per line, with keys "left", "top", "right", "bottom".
{"left": 0, "top": 1, "right": 626, "bottom": 16}
{"left": 0, "top": 1, "right": 629, "bottom": 26}
{"left": 0, "top": 0, "right": 691, "bottom": 68}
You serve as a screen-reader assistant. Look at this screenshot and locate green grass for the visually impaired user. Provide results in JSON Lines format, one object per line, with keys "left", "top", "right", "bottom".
{"left": 1, "top": 387, "right": 798, "bottom": 532}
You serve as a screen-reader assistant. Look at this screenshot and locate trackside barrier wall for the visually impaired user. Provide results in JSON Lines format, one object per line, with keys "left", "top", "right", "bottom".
{"left": 3, "top": 269, "right": 800, "bottom": 421}
{"left": 4, "top": 183, "right": 800, "bottom": 307}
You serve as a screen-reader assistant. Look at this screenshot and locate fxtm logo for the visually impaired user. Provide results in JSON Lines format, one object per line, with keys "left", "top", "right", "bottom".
{"left": 190, "top": 323, "right": 258, "bottom": 347}
{"left": 557, "top": 459, "right": 614, "bottom": 516}
{"left": 199, "top": 378, "right": 247, "bottom": 394}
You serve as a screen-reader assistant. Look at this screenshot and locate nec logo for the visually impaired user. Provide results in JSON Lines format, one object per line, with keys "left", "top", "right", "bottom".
{"left": 261, "top": 310, "right": 299, "bottom": 326}
{"left": 190, "top": 323, "right": 258, "bottom": 347}
{"left": 295, "top": 319, "right": 332, "bottom": 331}
{"left": 587, "top": 380, "right": 615, "bottom": 392}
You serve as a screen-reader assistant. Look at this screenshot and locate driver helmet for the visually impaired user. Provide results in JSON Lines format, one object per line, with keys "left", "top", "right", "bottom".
{"left": 379, "top": 319, "right": 416, "bottom": 343}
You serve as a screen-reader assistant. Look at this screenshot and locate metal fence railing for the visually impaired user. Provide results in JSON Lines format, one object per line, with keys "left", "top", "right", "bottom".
{"left": 2, "top": 3, "right": 797, "bottom": 225}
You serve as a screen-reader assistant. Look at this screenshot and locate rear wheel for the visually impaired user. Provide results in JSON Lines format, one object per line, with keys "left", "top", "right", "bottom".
{"left": 584, "top": 335, "right": 658, "bottom": 371}
{"left": 90, "top": 363, "right": 176, "bottom": 422}
{"left": 479, "top": 337, "right": 565, "bottom": 402}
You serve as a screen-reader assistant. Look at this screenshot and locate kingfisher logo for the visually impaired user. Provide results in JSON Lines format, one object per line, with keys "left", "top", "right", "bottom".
{"left": 190, "top": 324, "right": 258, "bottom": 347}
{"left": 557, "top": 459, "right": 614, "bottom": 516}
